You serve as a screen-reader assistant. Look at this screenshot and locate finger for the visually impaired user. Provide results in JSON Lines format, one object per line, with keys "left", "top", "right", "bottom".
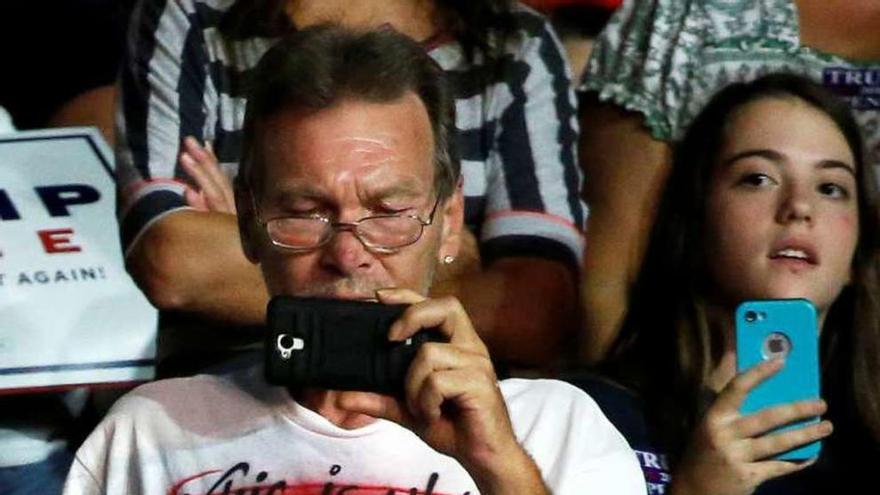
{"left": 180, "top": 151, "right": 232, "bottom": 212}
{"left": 184, "top": 186, "right": 208, "bottom": 211}
{"left": 182, "top": 137, "right": 226, "bottom": 185}
{"left": 180, "top": 151, "right": 220, "bottom": 193}
{"left": 185, "top": 138, "right": 224, "bottom": 182}
{"left": 388, "top": 297, "right": 484, "bottom": 351}
{"left": 412, "top": 368, "right": 498, "bottom": 423}
{"left": 375, "top": 288, "right": 426, "bottom": 306}
{"left": 404, "top": 342, "right": 493, "bottom": 418}
{"left": 204, "top": 140, "right": 217, "bottom": 160}
{"left": 191, "top": 141, "right": 234, "bottom": 209}
{"left": 183, "top": 136, "right": 210, "bottom": 161}
{"left": 714, "top": 358, "right": 784, "bottom": 412}
{"left": 748, "top": 457, "right": 816, "bottom": 484}
{"left": 748, "top": 420, "right": 832, "bottom": 460}
{"left": 735, "top": 399, "right": 827, "bottom": 438}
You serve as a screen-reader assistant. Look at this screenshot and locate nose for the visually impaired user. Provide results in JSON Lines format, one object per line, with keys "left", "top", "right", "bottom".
{"left": 318, "top": 226, "right": 374, "bottom": 276}
{"left": 776, "top": 182, "right": 813, "bottom": 224}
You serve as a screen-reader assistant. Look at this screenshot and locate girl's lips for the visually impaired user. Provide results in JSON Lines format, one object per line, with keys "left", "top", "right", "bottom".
{"left": 769, "top": 256, "right": 816, "bottom": 271}
{"left": 769, "top": 240, "right": 819, "bottom": 265}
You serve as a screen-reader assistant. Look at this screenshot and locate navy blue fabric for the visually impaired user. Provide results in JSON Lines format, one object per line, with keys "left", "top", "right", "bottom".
{"left": 0, "top": 446, "right": 74, "bottom": 495}
{"left": 567, "top": 374, "right": 671, "bottom": 494}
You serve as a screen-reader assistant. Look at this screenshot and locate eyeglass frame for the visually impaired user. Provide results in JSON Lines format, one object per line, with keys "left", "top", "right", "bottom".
{"left": 248, "top": 192, "right": 442, "bottom": 254}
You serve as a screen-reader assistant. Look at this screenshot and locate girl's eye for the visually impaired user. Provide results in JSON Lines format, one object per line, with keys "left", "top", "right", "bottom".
{"left": 738, "top": 173, "right": 777, "bottom": 187}
{"left": 818, "top": 182, "right": 850, "bottom": 199}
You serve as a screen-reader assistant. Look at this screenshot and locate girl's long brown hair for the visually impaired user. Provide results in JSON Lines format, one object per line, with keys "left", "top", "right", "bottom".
{"left": 604, "top": 73, "right": 880, "bottom": 459}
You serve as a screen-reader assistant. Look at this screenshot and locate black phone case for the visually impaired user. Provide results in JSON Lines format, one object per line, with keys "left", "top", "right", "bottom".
{"left": 265, "top": 296, "right": 440, "bottom": 394}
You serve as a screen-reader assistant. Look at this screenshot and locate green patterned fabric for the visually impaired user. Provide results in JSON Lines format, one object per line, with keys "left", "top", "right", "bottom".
{"left": 580, "top": 0, "right": 880, "bottom": 170}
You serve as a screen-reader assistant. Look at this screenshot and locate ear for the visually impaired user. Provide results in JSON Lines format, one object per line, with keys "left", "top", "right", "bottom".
{"left": 234, "top": 183, "right": 261, "bottom": 264}
{"left": 437, "top": 179, "right": 465, "bottom": 262}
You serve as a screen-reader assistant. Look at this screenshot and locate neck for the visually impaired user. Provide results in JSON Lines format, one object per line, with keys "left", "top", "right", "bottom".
{"left": 286, "top": 0, "right": 439, "bottom": 42}
{"left": 294, "top": 388, "right": 378, "bottom": 429}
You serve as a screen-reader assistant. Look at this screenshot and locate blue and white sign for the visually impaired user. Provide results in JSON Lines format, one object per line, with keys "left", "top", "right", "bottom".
{"left": 0, "top": 127, "right": 157, "bottom": 391}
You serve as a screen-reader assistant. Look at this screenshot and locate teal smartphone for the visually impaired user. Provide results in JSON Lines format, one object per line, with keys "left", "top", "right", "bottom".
{"left": 735, "top": 299, "right": 821, "bottom": 460}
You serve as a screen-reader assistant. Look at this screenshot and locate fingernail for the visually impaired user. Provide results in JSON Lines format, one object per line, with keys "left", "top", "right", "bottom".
{"left": 821, "top": 421, "right": 834, "bottom": 435}
{"left": 387, "top": 321, "right": 403, "bottom": 341}
{"left": 375, "top": 288, "right": 400, "bottom": 300}
{"left": 180, "top": 153, "right": 194, "bottom": 166}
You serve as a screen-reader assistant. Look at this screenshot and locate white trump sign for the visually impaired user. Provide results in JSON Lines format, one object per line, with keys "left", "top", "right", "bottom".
{"left": 0, "top": 127, "right": 157, "bottom": 391}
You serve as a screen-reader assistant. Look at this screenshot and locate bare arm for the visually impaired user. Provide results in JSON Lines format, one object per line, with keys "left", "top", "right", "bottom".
{"left": 49, "top": 85, "right": 117, "bottom": 146}
{"left": 578, "top": 93, "right": 673, "bottom": 364}
{"left": 126, "top": 209, "right": 269, "bottom": 325}
{"left": 431, "top": 234, "right": 577, "bottom": 367}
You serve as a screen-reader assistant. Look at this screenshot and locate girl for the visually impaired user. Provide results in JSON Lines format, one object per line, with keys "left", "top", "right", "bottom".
{"left": 602, "top": 73, "right": 880, "bottom": 494}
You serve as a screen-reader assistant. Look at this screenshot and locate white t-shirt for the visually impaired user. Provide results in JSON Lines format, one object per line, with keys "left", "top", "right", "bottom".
{"left": 64, "top": 366, "right": 645, "bottom": 494}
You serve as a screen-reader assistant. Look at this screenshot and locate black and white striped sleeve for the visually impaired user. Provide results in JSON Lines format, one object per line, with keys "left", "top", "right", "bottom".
{"left": 480, "top": 15, "right": 586, "bottom": 273}
{"left": 115, "top": 0, "right": 214, "bottom": 255}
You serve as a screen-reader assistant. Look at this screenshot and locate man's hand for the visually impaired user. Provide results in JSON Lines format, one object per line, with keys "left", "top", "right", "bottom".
{"left": 671, "top": 359, "right": 832, "bottom": 495}
{"left": 336, "top": 288, "right": 549, "bottom": 495}
{"left": 180, "top": 136, "right": 236, "bottom": 214}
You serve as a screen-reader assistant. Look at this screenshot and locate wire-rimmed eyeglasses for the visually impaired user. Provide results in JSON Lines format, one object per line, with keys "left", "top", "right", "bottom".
{"left": 250, "top": 194, "right": 441, "bottom": 254}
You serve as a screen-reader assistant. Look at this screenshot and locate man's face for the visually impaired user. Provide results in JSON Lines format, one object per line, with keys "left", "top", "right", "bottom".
{"left": 240, "top": 93, "right": 463, "bottom": 299}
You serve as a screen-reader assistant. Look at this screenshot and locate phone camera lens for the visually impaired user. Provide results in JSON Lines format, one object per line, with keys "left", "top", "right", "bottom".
{"left": 279, "top": 335, "right": 294, "bottom": 349}
{"left": 745, "top": 310, "right": 758, "bottom": 322}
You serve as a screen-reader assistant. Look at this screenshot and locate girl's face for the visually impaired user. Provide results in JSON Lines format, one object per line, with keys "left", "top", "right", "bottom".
{"left": 704, "top": 96, "right": 859, "bottom": 319}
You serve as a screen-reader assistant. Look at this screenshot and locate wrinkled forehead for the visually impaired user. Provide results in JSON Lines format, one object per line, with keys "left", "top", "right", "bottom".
{"left": 252, "top": 95, "right": 435, "bottom": 198}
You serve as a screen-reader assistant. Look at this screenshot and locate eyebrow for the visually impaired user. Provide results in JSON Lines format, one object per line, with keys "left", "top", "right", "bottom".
{"left": 722, "top": 148, "right": 857, "bottom": 177}
{"left": 365, "top": 184, "right": 425, "bottom": 201}
{"left": 262, "top": 180, "right": 428, "bottom": 206}
{"left": 264, "top": 183, "right": 326, "bottom": 204}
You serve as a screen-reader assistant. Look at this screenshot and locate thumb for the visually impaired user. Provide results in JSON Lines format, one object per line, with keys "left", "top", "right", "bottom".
{"left": 335, "top": 391, "right": 414, "bottom": 426}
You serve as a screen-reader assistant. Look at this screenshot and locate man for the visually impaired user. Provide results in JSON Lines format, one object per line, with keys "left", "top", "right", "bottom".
{"left": 119, "top": 0, "right": 583, "bottom": 369}
{"left": 65, "top": 27, "right": 643, "bottom": 494}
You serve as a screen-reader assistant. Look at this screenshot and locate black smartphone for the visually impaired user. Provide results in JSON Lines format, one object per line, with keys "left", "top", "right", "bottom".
{"left": 264, "top": 296, "right": 442, "bottom": 394}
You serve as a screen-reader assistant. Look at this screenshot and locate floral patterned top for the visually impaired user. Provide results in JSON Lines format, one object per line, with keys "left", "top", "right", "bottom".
{"left": 580, "top": 0, "right": 880, "bottom": 169}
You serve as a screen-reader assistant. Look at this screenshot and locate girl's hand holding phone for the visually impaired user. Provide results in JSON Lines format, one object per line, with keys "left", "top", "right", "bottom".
{"left": 669, "top": 359, "right": 833, "bottom": 495}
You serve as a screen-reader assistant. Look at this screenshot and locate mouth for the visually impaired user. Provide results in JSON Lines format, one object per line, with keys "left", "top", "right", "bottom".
{"left": 768, "top": 241, "right": 819, "bottom": 266}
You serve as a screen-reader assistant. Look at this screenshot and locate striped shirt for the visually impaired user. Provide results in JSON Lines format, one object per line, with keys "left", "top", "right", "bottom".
{"left": 117, "top": 0, "right": 586, "bottom": 270}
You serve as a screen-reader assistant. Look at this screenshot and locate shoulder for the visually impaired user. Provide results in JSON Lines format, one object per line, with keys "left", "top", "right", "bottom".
{"left": 501, "top": 377, "right": 598, "bottom": 411}
{"left": 501, "top": 378, "right": 648, "bottom": 494}
{"left": 130, "top": 0, "right": 236, "bottom": 33}
{"left": 100, "top": 366, "right": 276, "bottom": 435}
{"left": 506, "top": 3, "right": 564, "bottom": 58}
{"left": 501, "top": 377, "right": 620, "bottom": 441}
{"left": 501, "top": 377, "right": 629, "bottom": 437}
